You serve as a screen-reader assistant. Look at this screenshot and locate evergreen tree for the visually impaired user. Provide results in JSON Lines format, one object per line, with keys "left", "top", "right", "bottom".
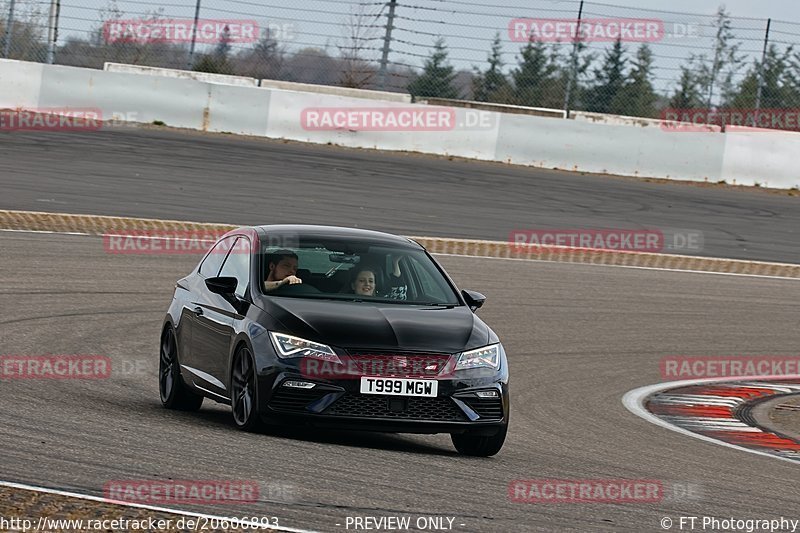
{"left": 194, "top": 25, "right": 233, "bottom": 74}
{"left": 473, "top": 33, "right": 510, "bottom": 102}
{"left": 729, "top": 45, "right": 793, "bottom": 109}
{"left": 407, "top": 38, "right": 458, "bottom": 99}
{"left": 787, "top": 48, "right": 800, "bottom": 108}
{"left": 561, "top": 40, "right": 594, "bottom": 112}
{"left": 612, "top": 44, "right": 657, "bottom": 117}
{"left": 586, "top": 37, "right": 627, "bottom": 113}
{"left": 668, "top": 64, "right": 704, "bottom": 109}
{"left": 254, "top": 32, "right": 278, "bottom": 60}
{"left": 511, "top": 37, "right": 556, "bottom": 106}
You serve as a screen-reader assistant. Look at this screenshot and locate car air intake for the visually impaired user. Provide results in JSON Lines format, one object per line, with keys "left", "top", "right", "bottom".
{"left": 323, "top": 394, "right": 466, "bottom": 421}
{"left": 460, "top": 397, "right": 504, "bottom": 420}
{"left": 269, "top": 386, "right": 331, "bottom": 412}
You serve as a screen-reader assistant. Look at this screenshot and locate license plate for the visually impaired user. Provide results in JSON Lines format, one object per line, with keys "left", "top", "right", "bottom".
{"left": 360, "top": 377, "right": 438, "bottom": 397}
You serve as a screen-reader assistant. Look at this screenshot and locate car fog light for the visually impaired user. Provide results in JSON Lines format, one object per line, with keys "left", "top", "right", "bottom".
{"left": 283, "top": 380, "right": 316, "bottom": 389}
{"left": 476, "top": 390, "right": 499, "bottom": 398}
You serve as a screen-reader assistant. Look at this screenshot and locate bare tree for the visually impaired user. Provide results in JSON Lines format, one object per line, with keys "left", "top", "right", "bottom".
{"left": 338, "top": 3, "right": 380, "bottom": 88}
{"left": 694, "top": 6, "right": 745, "bottom": 107}
{"left": 0, "top": 0, "right": 47, "bottom": 61}
{"left": 283, "top": 47, "right": 339, "bottom": 85}
{"left": 72, "top": 1, "right": 187, "bottom": 69}
{"left": 235, "top": 27, "right": 285, "bottom": 80}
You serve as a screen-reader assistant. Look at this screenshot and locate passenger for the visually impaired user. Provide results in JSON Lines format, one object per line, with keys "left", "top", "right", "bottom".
{"left": 351, "top": 268, "right": 377, "bottom": 296}
{"left": 386, "top": 254, "right": 408, "bottom": 300}
{"left": 264, "top": 250, "right": 303, "bottom": 292}
{"left": 349, "top": 255, "right": 409, "bottom": 300}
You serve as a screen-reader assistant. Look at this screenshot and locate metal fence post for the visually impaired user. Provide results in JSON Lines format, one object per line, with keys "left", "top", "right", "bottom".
{"left": 2, "top": 0, "right": 16, "bottom": 59}
{"left": 45, "top": 0, "right": 60, "bottom": 63}
{"left": 755, "top": 18, "right": 771, "bottom": 112}
{"left": 187, "top": 0, "right": 202, "bottom": 70}
{"left": 378, "top": 0, "right": 397, "bottom": 91}
{"left": 563, "top": 0, "right": 584, "bottom": 118}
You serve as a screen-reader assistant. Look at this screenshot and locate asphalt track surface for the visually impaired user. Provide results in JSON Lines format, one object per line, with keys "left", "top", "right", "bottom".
{"left": 1, "top": 127, "right": 800, "bottom": 263}
{"left": 1, "top": 232, "right": 799, "bottom": 532}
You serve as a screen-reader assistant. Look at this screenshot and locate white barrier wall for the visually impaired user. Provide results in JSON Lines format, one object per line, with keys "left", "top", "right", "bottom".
{"left": 1, "top": 59, "right": 797, "bottom": 189}
{"left": 496, "top": 112, "right": 726, "bottom": 182}
{"left": 0, "top": 60, "right": 44, "bottom": 109}
{"left": 265, "top": 89, "right": 500, "bottom": 160}
{"left": 721, "top": 127, "right": 800, "bottom": 189}
{"left": 259, "top": 80, "right": 411, "bottom": 103}
{"left": 103, "top": 63, "right": 259, "bottom": 87}
{"left": 38, "top": 63, "right": 211, "bottom": 130}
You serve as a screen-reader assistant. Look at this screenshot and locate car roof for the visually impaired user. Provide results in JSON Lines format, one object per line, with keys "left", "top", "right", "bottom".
{"left": 251, "top": 225, "right": 423, "bottom": 249}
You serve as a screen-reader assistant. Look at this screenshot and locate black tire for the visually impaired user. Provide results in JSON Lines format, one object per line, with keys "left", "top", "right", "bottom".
{"left": 159, "top": 327, "right": 204, "bottom": 411}
{"left": 231, "top": 345, "right": 263, "bottom": 432}
{"left": 451, "top": 424, "right": 508, "bottom": 457}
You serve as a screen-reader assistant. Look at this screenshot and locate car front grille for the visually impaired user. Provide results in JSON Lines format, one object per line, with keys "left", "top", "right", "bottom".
{"left": 460, "top": 397, "right": 504, "bottom": 420}
{"left": 344, "top": 352, "right": 452, "bottom": 378}
{"left": 323, "top": 393, "right": 467, "bottom": 421}
{"left": 269, "top": 386, "right": 331, "bottom": 412}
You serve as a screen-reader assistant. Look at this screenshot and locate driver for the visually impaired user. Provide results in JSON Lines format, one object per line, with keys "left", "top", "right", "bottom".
{"left": 264, "top": 250, "right": 303, "bottom": 292}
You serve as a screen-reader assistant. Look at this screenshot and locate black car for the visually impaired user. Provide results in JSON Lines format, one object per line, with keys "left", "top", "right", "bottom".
{"left": 159, "top": 225, "right": 509, "bottom": 456}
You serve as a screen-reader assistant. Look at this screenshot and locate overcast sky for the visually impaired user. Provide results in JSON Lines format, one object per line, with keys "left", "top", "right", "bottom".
{"left": 557, "top": 0, "right": 795, "bottom": 19}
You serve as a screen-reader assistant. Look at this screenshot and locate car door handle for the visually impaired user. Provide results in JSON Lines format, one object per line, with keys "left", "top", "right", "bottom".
{"left": 192, "top": 306, "right": 203, "bottom": 316}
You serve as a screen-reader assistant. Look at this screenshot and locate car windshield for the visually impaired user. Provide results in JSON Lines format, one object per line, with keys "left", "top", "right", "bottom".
{"left": 259, "top": 237, "right": 460, "bottom": 305}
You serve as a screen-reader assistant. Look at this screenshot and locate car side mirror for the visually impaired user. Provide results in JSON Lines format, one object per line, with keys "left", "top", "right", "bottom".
{"left": 462, "top": 289, "right": 486, "bottom": 312}
{"left": 205, "top": 276, "right": 238, "bottom": 295}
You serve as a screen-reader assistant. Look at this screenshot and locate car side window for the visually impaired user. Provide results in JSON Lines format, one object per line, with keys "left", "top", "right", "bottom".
{"left": 406, "top": 256, "right": 450, "bottom": 302}
{"left": 219, "top": 237, "right": 251, "bottom": 299}
{"left": 199, "top": 236, "right": 237, "bottom": 278}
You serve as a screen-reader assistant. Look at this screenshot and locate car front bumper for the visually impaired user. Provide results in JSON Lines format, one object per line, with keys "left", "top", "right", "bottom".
{"left": 257, "top": 369, "right": 509, "bottom": 435}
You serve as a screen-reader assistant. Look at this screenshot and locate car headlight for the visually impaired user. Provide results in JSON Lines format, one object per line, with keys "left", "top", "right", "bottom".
{"left": 269, "top": 332, "right": 341, "bottom": 363}
{"left": 455, "top": 343, "right": 501, "bottom": 371}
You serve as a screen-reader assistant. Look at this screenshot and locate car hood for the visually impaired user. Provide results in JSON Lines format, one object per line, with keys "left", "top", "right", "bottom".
{"left": 261, "top": 297, "right": 490, "bottom": 353}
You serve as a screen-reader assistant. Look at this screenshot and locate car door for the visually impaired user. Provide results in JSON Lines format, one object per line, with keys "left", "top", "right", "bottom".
{"left": 191, "top": 236, "right": 253, "bottom": 398}
{"left": 184, "top": 235, "right": 239, "bottom": 397}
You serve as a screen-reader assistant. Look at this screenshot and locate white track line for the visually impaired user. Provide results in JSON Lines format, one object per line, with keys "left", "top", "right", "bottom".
{"left": 622, "top": 375, "right": 800, "bottom": 466}
{"left": 434, "top": 252, "right": 800, "bottom": 281}
{"left": 3, "top": 229, "right": 800, "bottom": 281}
{"left": 0, "top": 480, "right": 319, "bottom": 533}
